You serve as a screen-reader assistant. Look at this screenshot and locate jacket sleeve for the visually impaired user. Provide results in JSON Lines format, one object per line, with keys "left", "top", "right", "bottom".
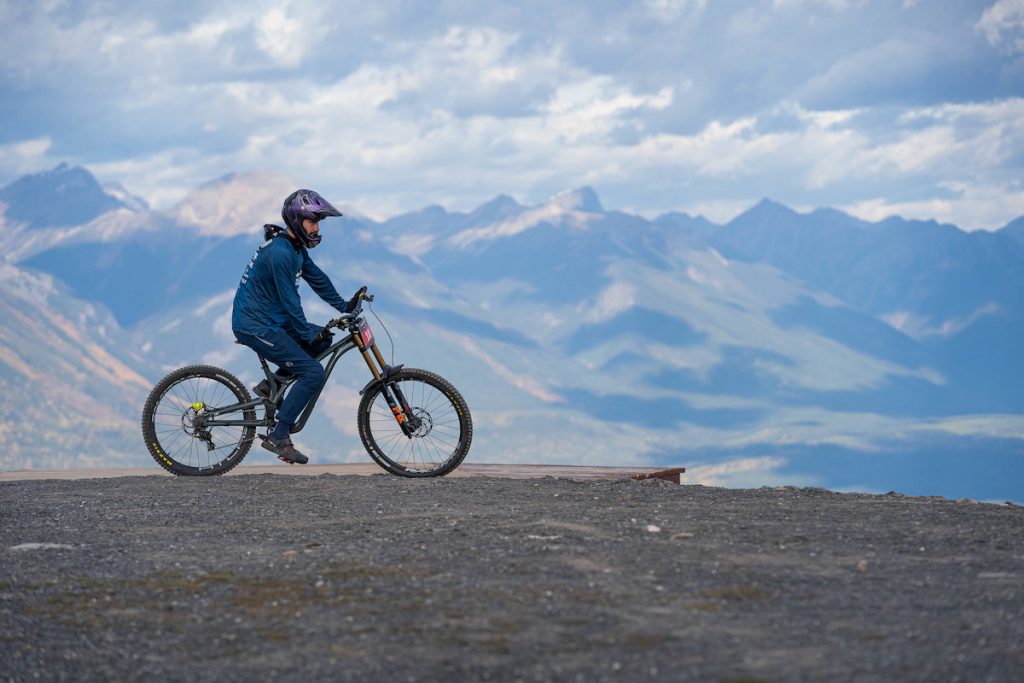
{"left": 269, "top": 244, "right": 317, "bottom": 341}
{"left": 301, "top": 251, "right": 348, "bottom": 313}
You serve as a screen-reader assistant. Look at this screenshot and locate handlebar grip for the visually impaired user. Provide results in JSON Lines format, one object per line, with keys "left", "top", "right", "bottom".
{"left": 328, "top": 313, "right": 356, "bottom": 329}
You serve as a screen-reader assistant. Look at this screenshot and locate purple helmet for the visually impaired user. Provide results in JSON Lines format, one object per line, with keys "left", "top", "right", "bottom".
{"left": 281, "top": 189, "right": 342, "bottom": 249}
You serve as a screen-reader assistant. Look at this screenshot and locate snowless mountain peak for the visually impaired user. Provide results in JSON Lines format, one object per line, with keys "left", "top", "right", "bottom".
{"left": 548, "top": 186, "right": 603, "bottom": 213}
{"left": 466, "top": 194, "right": 523, "bottom": 222}
{"left": 4, "top": 168, "right": 1024, "bottom": 501}
{"left": 168, "top": 171, "right": 299, "bottom": 237}
{"left": 0, "top": 162, "right": 126, "bottom": 229}
{"left": 999, "top": 215, "right": 1024, "bottom": 244}
{"left": 733, "top": 197, "right": 798, "bottom": 223}
{"left": 447, "top": 187, "right": 601, "bottom": 250}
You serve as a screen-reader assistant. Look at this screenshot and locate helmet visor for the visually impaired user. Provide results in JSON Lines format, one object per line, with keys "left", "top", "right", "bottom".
{"left": 307, "top": 194, "right": 342, "bottom": 221}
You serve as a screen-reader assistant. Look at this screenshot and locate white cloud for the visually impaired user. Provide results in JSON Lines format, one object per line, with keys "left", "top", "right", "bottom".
{"left": 322, "top": 384, "right": 362, "bottom": 436}
{"left": 864, "top": 126, "right": 960, "bottom": 174}
{"left": 76, "top": 83, "right": 1024, "bottom": 232}
{"left": 0, "top": 3, "right": 324, "bottom": 91}
{"left": 908, "top": 414, "right": 1024, "bottom": 440}
{"left": 896, "top": 99, "right": 1024, "bottom": 171}
{"left": 89, "top": 149, "right": 220, "bottom": 209}
{"left": 155, "top": 25, "right": 681, "bottom": 214}
{"left": 0, "top": 137, "right": 53, "bottom": 177}
{"left": 773, "top": 0, "right": 855, "bottom": 9}
{"left": 544, "top": 78, "right": 674, "bottom": 143}
{"left": 2, "top": 2, "right": 1022, "bottom": 232}
{"left": 882, "top": 303, "right": 1003, "bottom": 339}
{"left": 187, "top": 17, "right": 234, "bottom": 46}
{"left": 645, "top": 0, "right": 707, "bottom": 23}
{"left": 686, "top": 456, "right": 788, "bottom": 488}
{"left": 193, "top": 290, "right": 236, "bottom": 317}
{"left": 977, "top": 0, "right": 1024, "bottom": 53}
{"left": 843, "top": 180, "right": 1024, "bottom": 232}
{"left": 256, "top": 4, "right": 326, "bottom": 68}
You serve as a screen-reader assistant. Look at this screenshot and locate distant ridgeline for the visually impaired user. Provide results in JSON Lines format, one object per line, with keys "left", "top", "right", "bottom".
{"left": 1, "top": 164, "right": 1022, "bottom": 502}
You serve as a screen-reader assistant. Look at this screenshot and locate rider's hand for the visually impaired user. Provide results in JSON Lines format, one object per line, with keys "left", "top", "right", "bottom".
{"left": 345, "top": 286, "right": 368, "bottom": 312}
{"left": 312, "top": 328, "right": 334, "bottom": 347}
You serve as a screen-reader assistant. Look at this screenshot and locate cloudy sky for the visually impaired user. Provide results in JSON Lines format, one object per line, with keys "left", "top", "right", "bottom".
{"left": 1, "top": 0, "right": 1023, "bottom": 228}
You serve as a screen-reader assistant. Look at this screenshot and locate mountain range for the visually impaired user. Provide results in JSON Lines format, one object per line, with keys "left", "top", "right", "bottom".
{"left": 1, "top": 164, "right": 1021, "bottom": 501}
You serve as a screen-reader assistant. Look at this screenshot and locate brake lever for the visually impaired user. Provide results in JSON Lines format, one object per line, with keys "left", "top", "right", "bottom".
{"left": 328, "top": 313, "right": 356, "bottom": 330}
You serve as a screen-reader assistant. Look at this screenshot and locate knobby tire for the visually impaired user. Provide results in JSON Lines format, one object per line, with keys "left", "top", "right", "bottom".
{"left": 357, "top": 367, "right": 472, "bottom": 477}
{"left": 141, "top": 365, "right": 257, "bottom": 476}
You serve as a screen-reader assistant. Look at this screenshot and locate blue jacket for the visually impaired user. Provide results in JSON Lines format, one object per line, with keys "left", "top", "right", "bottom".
{"left": 231, "top": 232, "right": 348, "bottom": 342}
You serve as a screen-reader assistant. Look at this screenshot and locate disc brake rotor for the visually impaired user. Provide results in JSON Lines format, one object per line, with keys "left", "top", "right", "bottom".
{"left": 410, "top": 407, "right": 433, "bottom": 437}
{"left": 181, "top": 403, "right": 212, "bottom": 442}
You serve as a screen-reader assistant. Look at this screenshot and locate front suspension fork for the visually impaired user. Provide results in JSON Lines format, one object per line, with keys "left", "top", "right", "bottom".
{"left": 356, "top": 335, "right": 418, "bottom": 436}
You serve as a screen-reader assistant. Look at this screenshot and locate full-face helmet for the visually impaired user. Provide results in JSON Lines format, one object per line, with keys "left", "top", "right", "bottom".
{"left": 281, "top": 189, "right": 342, "bottom": 248}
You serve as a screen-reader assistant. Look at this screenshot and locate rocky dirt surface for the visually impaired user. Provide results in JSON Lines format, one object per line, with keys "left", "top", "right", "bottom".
{"left": 1, "top": 474, "right": 1022, "bottom": 682}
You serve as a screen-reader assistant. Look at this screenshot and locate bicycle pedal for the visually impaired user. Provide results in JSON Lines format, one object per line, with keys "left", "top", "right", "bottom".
{"left": 277, "top": 455, "right": 296, "bottom": 464}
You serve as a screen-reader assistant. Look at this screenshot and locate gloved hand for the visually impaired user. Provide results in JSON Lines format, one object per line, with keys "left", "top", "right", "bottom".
{"left": 345, "top": 285, "right": 369, "bottom": 312}
{"left": 311, "top": 328, "right": 334, "bottom": 347}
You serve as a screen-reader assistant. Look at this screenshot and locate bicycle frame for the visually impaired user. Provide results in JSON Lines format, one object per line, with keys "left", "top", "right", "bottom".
{"left": 201, "top": 312, "right": 416, "bottom": 436}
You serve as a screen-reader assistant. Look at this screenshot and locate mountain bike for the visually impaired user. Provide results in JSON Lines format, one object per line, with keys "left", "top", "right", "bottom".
{"left": 141, "top": 288, "right": 472, "bottom": 477}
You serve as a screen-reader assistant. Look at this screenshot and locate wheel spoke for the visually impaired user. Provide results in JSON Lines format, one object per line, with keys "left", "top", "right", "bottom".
{"left": 361, "top": 374, "right": 469, "bottom": 475}
{"left": 144, "top": 369, "right": 257, "bottom": 475}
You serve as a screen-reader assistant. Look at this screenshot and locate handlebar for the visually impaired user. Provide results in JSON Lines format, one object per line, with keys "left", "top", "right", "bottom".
{"left": 325, "top": 286, "right": 373, "bottom": 331}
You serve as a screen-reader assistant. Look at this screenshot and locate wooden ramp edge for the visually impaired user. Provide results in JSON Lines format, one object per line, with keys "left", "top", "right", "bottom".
{"left": 0, "top": 463, "right": 685, "bottom": 484}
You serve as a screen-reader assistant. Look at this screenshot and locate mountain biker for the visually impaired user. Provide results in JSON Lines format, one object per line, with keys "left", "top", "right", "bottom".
{"left": 232, "top": 189, "right": 359, "bottom": 465}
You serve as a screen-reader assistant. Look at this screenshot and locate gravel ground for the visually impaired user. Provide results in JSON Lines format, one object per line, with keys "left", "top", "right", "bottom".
{"left": 1, "top": 474, "right": 1022, "bottom": 682}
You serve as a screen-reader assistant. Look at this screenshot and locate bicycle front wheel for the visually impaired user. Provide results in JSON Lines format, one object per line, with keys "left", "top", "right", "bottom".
{"left": 141, "top": 365, "right": 258, "bottom": 476}
{"left": 357, "top": 368, "right": 472, "bottom": 477}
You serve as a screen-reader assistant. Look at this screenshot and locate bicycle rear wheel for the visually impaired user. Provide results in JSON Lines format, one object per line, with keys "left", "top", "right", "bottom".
{"left": 357, "top": 368, "right": 472, "bottom": 477}
{"left": 141, "top": 365, "right": 259, "bottom": 476}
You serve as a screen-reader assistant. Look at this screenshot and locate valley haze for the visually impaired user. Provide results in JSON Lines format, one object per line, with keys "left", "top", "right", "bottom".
{"left": 0, "top": 164, "right": 1021, "bottom": 503}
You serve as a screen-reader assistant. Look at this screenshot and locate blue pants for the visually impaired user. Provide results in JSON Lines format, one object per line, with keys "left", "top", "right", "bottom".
{"left": 234, "top": 328, "right": 329, "bottom": 433}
